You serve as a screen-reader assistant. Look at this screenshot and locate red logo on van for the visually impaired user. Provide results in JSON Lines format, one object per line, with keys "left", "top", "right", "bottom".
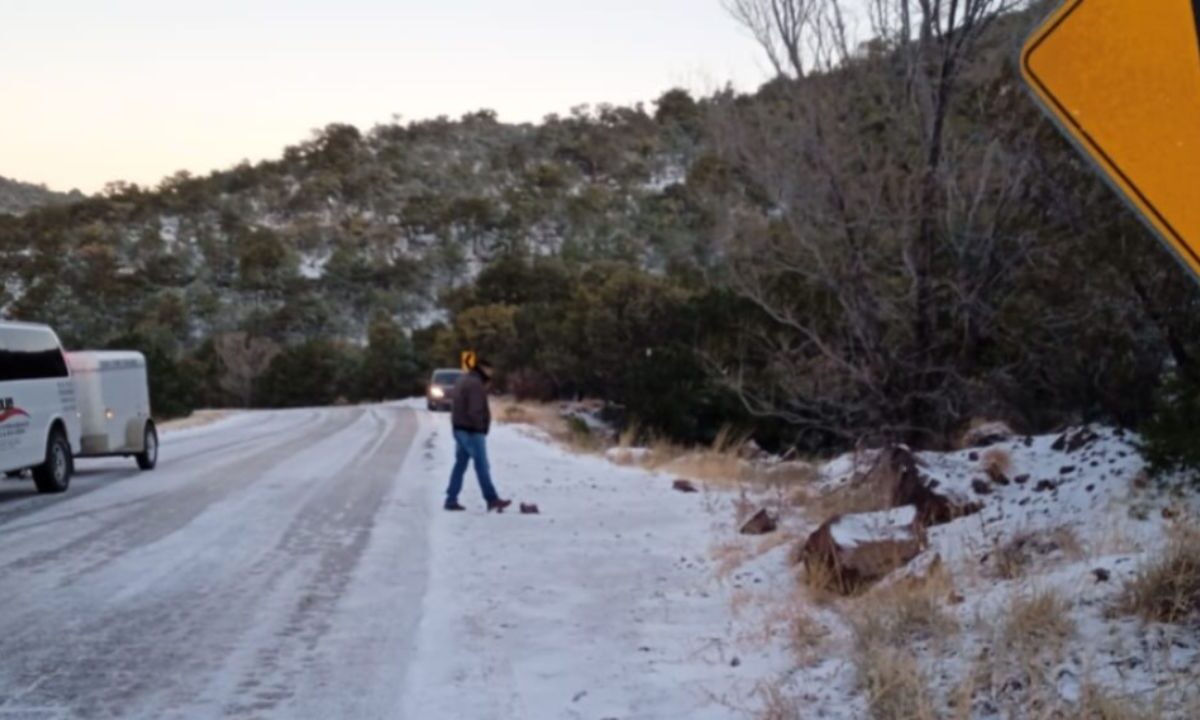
{"left": 0, "top": 407, "right": 30, "bottom": 423}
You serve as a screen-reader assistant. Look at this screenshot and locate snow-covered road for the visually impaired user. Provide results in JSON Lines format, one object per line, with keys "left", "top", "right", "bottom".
{"left": 0, "top": 406, "right": 432, "bottom": 719}
{"left": 0, "top": 405, "right": 773, "bottom": 720}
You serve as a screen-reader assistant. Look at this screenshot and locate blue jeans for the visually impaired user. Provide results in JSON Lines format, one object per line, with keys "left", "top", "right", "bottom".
{"left": 446, "top": 430, "right": 499, "bottom": 506}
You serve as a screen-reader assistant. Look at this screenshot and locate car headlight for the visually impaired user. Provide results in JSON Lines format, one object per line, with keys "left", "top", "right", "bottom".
{"left": 430, "top": 386, "right": 445, "bottom": 400}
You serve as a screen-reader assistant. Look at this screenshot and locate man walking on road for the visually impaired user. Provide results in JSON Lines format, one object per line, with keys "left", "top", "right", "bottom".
{"left": 445, "top": 359, "right": 512, "bottom": 513}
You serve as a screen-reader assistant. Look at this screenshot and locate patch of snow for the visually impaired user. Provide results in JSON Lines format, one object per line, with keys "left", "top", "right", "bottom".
{"left": 299, "top": 252, "right": 330, "bottom": 280}
{"left": 604, "top": 446, "right": 652, "bottom": 465}
{"left": 829, "top": 505, "right": 918, "bottom": 548}
{"left": 645, "top": 163, "right": 687, "bottom": 192}
{"left": 819, "top": 448, "right": 879, "bottom": 487}
{"left": 749, "top": 426, "right": 1200, "bottom": 717}
{"left": 159, "top": 215, "right": 180, "bottom": 251}
{"left": 402, "top": 417, "right": 788, "bottom": 719}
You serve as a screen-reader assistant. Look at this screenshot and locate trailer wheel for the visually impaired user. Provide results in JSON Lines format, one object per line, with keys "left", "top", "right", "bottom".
{"left": 33, "top": 428, "right": 72, "bottom": 494}
{"left": 136, "top": 422, "right": 158, "bottom": 471}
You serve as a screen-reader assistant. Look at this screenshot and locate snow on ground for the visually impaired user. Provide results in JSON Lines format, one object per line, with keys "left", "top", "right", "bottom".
{"left": 299, "top": 251, "right": 331, "bottom": 279}
{"left": 731, "top": 425, "right": 1200, "bottom": 718}
{"left": 401, "top": 414, "right": 791, "bottom": 720}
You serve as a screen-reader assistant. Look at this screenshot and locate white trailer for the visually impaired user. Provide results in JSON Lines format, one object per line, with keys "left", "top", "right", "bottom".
{"left": 66, "top": 351, "right": 158, "bottom": 470}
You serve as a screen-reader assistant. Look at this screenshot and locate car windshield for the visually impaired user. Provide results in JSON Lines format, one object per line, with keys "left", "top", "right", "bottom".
{"left": 432, "top": 371, "right": 462, "bottom": 386}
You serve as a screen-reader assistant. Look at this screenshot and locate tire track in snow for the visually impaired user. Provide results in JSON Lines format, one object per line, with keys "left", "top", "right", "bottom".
{"left": 0, "top": 406, "right": 424, "bottom": 719}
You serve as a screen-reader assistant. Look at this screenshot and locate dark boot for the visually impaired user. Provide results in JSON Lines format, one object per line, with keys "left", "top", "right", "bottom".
{"left": 444, "top": 501, "right": 467, "bottom": 512}
{"left": 486, "top": 499, "right": 512, "bottom": 513}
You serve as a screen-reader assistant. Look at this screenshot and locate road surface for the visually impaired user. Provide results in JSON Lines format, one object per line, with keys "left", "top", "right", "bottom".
{"left": 0, "top": 406, "right": 431, "bottom": 720}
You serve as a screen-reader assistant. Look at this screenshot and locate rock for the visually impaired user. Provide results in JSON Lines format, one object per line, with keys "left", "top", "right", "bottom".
{"left": 520, "top": 502, "right": 540, "bottom": 515}
{"left": 1093, "top": 568, "right": 1111, "bottom": 583}
{"left": 987, "top": 468, "right": 1011, "bottom": 486}
{"left": 1059, "top": 466, "right": 1076, "bottom": 475}
{"left": 1052, "top": 428, "right": 1100, "bottom": 453}
{"left": 672, "top": 479, "right": 698, "bottom": 493}
{"left": 1162, "top": 506, "right": 1179, "bottom": 520}
{"left": 885, "top": 446, "right": 982, "bottom": 526}
{"left": 1034, "top": 479, "right": 1057, "bottom": 492}
{"left": 730, "top": 657, "right": 741, "bottom": 668}
{"left": 960, "top": 420, "right": 1015, "bottom": 448}
{"left": 800, "top": 506, "right": 926, "bottom": 594}
{"left": 1014, "top": 474, "right": 1030, "bottom": 485}
{"left": 971, "top": 479, "right": 994, "bottom": 495}
{"left": 739, "top": 508, "right": 778, "bottom": 535}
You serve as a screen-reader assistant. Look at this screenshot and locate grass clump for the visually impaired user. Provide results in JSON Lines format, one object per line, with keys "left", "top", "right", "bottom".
{"left": 1003, "top": 588, "right": 1075, "bottom": 654}
{"left": 1118, "top": 527, "right": 1200, "bottom": 624}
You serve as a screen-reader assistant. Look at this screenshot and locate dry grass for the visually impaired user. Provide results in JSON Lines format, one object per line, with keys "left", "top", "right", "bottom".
{"left": 989, "top": 526, "right": 1084, "bottom": 580}
{"left": 804, "top": 474, "right": 893, "bottom": 523}
{"left": 160, "top": 409, "right": 232, "bottom": 431}
{"left": 656, "top": 448, "right": 756, "bottom": 486}
{"left": 980, "top": 447, "right": 1013, "bottom": 481}
{"left": 712, "top": 539, "right": 753, "bottom": 580}
{"left": 1002, "top": 588, "right": 1076, "bottom": 654}
{"left": 850, "top": 564, "right": 959, "bottom": 652}
{"left": 1118, "top": 526, "right": 1200, "bottom": 624}
{"left": 846, "top": 562, "right": 958, "bottom": 717}
{"left": 1076, "top": 685, "right": 1152, "bottom": 720}
{"left": 493, "top": 398, "right": 608, "bottom": 452}
{"left": 756, "top": 682, "right": 801, "bottom": 720}
{"left": 499, "top": 400, "right": 800, "bottom": 486}
{"left": 855, "top": 647, "right": 938, "bottom": 720}
{"left": 788, "top": 608, "right": 829, "bottom": 660}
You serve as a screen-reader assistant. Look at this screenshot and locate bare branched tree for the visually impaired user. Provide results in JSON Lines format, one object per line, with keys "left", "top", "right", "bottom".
{"left": 712, "top": 0, "right": 1036, "bottom": 446}
{"left": 724, "top": 0, "right": 821, "bottom": 78}
{"left": 215, "top": 332, "right": 280, "bottom": 407}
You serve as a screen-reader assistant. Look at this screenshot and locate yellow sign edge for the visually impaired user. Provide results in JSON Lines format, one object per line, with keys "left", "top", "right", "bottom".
{"left": 1019, "top": 0, "right": 1200, "bottom": 281}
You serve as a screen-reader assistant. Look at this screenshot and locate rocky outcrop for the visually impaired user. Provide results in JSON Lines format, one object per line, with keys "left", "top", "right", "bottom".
{"left": 1052, "top": 427, "right": 1100, "bottom": 453}
{"left": 879, "top": 446, "right": 982, "bottom": 527}
{"left": 801, "top": 506, "right": 926, "bottom": 594}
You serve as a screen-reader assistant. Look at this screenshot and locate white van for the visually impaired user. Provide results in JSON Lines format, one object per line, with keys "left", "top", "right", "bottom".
{"left": 67, "top": 351, "right": 158, "bottom": 471}
{"left": 0, "top": 321, "right": 82, "bottom": 493}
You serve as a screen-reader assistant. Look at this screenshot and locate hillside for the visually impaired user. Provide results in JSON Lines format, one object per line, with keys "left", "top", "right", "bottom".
{"left": 2, "top": 3, "right": 1198, "bottom": 456}
{"left": 0, "top": 102, "right": 706, "bottom": 348}
{"left": 0, "top": 175, "right": 83, "bottom": 216}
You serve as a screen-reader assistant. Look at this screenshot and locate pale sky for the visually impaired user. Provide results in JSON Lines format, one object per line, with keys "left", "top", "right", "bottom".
{"left": 1, "top": 1, "right": 768, "bottom": 194}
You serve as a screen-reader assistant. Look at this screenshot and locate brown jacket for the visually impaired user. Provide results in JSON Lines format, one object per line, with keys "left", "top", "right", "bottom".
{"left": 451, "top": 370, "right": 491, "bottom": 434}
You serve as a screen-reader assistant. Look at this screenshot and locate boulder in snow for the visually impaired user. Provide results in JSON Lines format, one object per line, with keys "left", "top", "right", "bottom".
{"left": 672, "top": 479, "right": 698, "bottom": 493}
{"left": 1052, "top": 427, "right": 1100, "bottom": 453}
{"left": 739, "top": 508, "right": 777, "bottom": 536}
{"left": 884, "top": 446, "right": 982, "bottom": 526}
{"left": 800, "top": 505, "right": 926, "bottom": 593}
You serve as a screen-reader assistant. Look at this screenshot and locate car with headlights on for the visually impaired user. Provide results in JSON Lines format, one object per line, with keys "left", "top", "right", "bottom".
{"left": 426, "top": 368, "right": 464, "bottom": 412}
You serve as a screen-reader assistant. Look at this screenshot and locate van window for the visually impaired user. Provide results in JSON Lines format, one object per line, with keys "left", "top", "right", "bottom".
{"left": 0, "top": 327, "right": 70, "bottom": 381}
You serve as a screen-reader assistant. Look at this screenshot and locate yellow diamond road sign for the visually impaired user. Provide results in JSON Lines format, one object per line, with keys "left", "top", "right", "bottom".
{"left": 1021, "top": 0, "right": 1200, "bottom": 279}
